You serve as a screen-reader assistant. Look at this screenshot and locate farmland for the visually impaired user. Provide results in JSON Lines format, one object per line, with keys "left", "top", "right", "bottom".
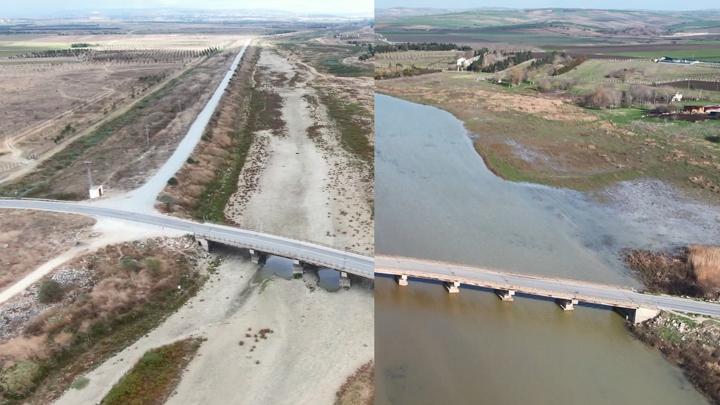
{"left": 377, "top": 60, "right": 720, "bottom": 202}
{"left": 377, "top": 8, "right": 720, "bottom": 50}
{"left": 0, "top": 34, "right": 248, "bottom": 199}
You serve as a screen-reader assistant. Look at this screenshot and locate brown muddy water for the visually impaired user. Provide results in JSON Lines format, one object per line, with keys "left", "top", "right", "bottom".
{"left": 374, "top": 94, "right": 713, "bottom": 404}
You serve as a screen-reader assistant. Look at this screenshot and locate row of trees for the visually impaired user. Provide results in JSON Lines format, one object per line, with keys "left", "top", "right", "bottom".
{"left": 580, "top": 85, "right": 690, "bottom": 109}
{"left": 373, "top": 42, "right": 470, "bottom": 53}
{"left": 466, "top": 50, "right": 535, "bottom": 73}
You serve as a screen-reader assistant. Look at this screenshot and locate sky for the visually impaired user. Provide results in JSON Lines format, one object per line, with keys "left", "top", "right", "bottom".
{"left": 1, "top": 0, "right": 374, "bottom": 18}
{"left": 376, "top": 0, "right": 719, "bottom": 11}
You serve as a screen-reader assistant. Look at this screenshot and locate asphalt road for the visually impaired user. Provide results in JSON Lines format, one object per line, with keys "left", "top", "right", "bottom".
{"left": 4, "top": 199, "right": 719, "bottom": 316}
{"left": 0, "top": 199, "right": 374, "bottom": 279}
{"left": 376, "top": 255, "right": 720, "bottom": 318}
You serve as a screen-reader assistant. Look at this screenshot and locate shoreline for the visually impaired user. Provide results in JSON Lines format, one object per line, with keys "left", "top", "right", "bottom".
{"left": 376, "top": 91, "right": 720, "bottom": 403}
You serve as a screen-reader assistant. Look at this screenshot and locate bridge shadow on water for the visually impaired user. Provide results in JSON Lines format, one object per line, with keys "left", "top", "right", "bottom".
{"left": 376, "top": 274, "right": 628, "bottom": 322}
{"left": 206, "top": 241, "right": 372, "bottom": 293}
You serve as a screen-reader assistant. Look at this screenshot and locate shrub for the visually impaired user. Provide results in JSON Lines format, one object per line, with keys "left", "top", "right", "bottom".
{"left": 167, "top": 177, "right": 178, "bottom": 186}
{"left": 38, "top": 279, "right": 64, "bottom": 304}
{"left": 121, "top": 256, "right": 142, "bottom": 272}
{"left": 144, "top": 258, "right": 161, "bottom": 274}
{"left": 71, "top": 376, "right": 90, "bottom": 390}
{"left": 0, "top": 360, "right": 42, "bottom": 399}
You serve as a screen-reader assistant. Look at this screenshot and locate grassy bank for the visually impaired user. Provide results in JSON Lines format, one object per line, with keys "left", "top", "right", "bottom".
{"left": 191, "top": 88, "right": 262, "bottom": 223}
{"left": 377, "top": 72, "right": 720, "bottom": 201}
{"left": 101, "top": 338, "right": 202, "bottom": 405}
{"left": 278, "top": 40, "right": 372, "bottom": 77}
{"left": 319, "top": 91, "right": 373, "bottom": 164}
{"left": 157, "top": 46, "right": 261, "bottom": 223}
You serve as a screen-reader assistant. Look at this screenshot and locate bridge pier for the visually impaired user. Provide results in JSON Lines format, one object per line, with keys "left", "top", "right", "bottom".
{"left": 339, "top": 272, "right": 351, "bottom": 289}
{"left": 616, "top": 306, "right": 660, "bottom": 325}
{"left": 396, "top": 274, "right": 408, "bottom": 286}
{"left": 444, "top": 281, "right": 461, "bottom": 294}
{"left": 248, "top": 249, "right": 266, "bottom": 265}
{"left": 495, "top": 289, "right": 516, "bottom": 302}
{"left": 194, "top": 236, "right": 210, "bottom": 252}
{"left": 292, "top": 260, "right": 304, "bottom": 278}
{"left": 556, "top": 298, "right": 579, "bottom": 311}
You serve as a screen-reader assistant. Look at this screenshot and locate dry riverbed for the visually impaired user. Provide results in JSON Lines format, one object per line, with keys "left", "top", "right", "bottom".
{"left": 224, "top": 43, "right": 373, "bottom": 253}
{"left": 48, "top": 252, "right": 373, "bottom": 405}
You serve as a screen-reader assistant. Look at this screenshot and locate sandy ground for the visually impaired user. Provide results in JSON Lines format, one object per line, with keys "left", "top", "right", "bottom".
{"left": 54, "top": 254, "right": 373, "bottom": 405}
{"left": 225, "top": 46, "right": 373, "bottom": 253}
{"left": 0, "top": 217, "right": 185, "bottom": 306}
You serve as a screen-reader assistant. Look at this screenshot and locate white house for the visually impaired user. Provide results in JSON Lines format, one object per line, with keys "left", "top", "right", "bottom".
{"left": 89, "top": 185, "right": 104, "bottom": 199}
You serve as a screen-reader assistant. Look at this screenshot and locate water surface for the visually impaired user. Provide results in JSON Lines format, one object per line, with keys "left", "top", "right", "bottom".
{"left": 375, "top": 94, "right": 709, "bottom": 405}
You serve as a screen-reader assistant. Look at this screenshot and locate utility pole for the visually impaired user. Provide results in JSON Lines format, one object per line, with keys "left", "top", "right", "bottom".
{"left": 84, "top": 161, "right": 94, "bottom": 188}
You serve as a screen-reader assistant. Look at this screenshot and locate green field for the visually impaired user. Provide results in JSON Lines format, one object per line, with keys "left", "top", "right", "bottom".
{"left": 0, "top": 44, "right": 65, "bottom": 57}
{"left": 607, "top": 49, "right": 720, "bottom": 62}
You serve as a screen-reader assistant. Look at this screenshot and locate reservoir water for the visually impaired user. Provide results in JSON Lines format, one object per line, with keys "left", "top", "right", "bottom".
{"left": 374, "top": 94, "right": 709, "bottom": 404}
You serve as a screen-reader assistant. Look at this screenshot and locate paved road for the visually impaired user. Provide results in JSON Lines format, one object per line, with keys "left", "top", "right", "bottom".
{"left": 0, "top": 199, "right": 374, "bottom": 279}
{"left": 5, "top": 200, "right": 719, "bottom": 316}
{"left": 376, "top": 255, "right": 720, "bottom": 318}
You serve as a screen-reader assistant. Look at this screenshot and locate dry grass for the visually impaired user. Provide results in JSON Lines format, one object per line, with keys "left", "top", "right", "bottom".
{"left": 157, "top": 46, "right": 260, "bottom": 221}
{"left": 689, "top": 245, "right": 720, "bottom": 290}
{"left": 0, "top": 237, "right": 206, "bottom": 403}
{"left": 335, "top": 361, "right": 374, "bottom": 405}
{"left": 625, "top": 246, "right": 720, "bottom": 299}
{"left": 1, "top": 48, "right": 236, "bottom": 200}
{"left": 0, "top": 210, "right": 94, "bottom": 291}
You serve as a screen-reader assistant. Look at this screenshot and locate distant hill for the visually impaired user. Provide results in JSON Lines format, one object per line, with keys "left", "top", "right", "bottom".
{"left": 376, "top": 8, "right": 720, "bottom": 46}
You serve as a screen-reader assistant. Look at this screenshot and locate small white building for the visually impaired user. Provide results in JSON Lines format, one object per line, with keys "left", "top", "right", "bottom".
{"left": 89, "top": 185, "right": 104, "bottom": 199}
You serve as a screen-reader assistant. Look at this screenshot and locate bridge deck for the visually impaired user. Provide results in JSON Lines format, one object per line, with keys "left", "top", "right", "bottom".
{"left": 376, "top": 256, "right": 720, "bottom": 318}
{"left": 0, "top": 199, "right": 373, "bottom": 279}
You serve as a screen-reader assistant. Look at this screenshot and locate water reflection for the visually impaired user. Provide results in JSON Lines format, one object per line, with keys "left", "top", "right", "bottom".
{"left": 256, "top": 254, "right": 342, "bottom": 292}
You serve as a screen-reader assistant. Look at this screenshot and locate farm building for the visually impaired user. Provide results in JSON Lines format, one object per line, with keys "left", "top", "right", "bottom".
{"left": 654, "top": 56, "right": 701, "bottom": 65}
{"left": 683, "top": 105, "right": 720, "bottom": 114}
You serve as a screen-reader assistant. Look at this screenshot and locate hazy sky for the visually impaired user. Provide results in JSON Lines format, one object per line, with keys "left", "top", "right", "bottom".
{"left": 2, "top": 0, "right": 374, "bottom": 18}
{"left": 376, "top": 0, "right": 719, "bottom": 11}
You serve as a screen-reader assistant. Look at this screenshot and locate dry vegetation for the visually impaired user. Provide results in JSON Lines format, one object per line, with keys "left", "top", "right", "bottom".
{"left": 156, "top": 45, "right": 262, "bottom": 221}
{"left": 378, "top": 69, "right": 720, "bottom": 200}
{"left": 631, "top": 312, "right": 720, "bottom": 404}
{"left": 0, "top": 34, "right": 239, "bottom": 181}
{"left": 0, "top": 37, "right": 243, "bottom": 200}
{"left": 0, "top": 210, "right": 94, "bottom": 291}
{"left": 624, "top": 245, "right": 720, "bottom": 299}
{"left": 335, "top": 361, "right": 374, "bottom": 405}
{"left": 0, "top": 237, "right": 207, "bottom": 403}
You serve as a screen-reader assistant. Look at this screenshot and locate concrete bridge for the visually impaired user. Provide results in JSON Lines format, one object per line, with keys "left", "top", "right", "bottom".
{"left": 0, "top": 199, "right": 374, "bottom": 282}
{"left": 376, "top": 255, "right": 720, "bottom": 324}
